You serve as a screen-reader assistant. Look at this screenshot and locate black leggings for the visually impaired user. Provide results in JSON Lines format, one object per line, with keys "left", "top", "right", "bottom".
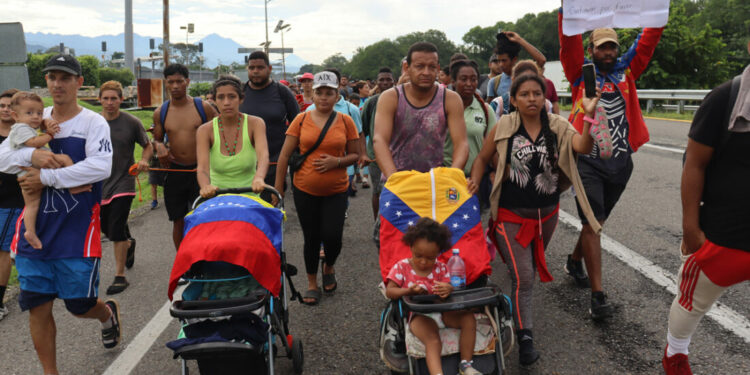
{"left": 292, "top": 186, "right": 348, "bottom": 275}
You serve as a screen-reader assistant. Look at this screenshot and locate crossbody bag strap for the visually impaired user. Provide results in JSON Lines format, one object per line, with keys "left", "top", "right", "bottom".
{"left": 301, "top": 111, "right": 337, "bottom": 158}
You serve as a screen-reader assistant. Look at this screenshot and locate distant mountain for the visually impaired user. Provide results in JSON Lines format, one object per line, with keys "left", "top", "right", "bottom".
{"left": 23, "top": 32, "right": 308, "bottom": 71}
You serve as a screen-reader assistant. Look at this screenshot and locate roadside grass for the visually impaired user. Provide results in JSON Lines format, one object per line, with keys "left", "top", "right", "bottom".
{"left": 8, "top": 100, "right": 161, "bottom": 287}
{"left": 558, "top": 102, "right": 693, "bottom": 121}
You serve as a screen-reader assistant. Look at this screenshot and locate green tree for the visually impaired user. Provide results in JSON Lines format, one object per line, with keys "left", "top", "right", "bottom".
{"left": 78, "top": 55, "right": 101, "bottom": 87}
{"left": 99, "top": 67, "right": 135, "bottom": 87}
{"left": 297, "top": 63, "right": 323, "bottom": 75}
{"left": 27, "top": 53, "right": 54, "bottom": 88}
{"left": 111, "top": 51, "right": 125, "bottom": 60}
{"left": 393, "top": 29, "right": 459, "bottom": 69}
{"left": 347, "top": 39, "right": 402, "bottom": 80}
{"left": 188, "top": 82, "right": 212, "bottom": 97}
{"left": 617, "top": 0, "right": 731, "bottom": 89}
{"left": 321, "top": 53, "right": 349, "bottom": 74}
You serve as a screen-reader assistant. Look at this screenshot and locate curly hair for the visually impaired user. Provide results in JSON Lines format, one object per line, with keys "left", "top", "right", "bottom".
{"left": 401, "top": 217, "right": 452, "bottom": 253}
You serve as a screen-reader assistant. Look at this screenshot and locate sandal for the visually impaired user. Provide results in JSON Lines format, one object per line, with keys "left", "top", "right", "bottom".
{"left": 589, "top": 106, "right": 613, "bottom": 160}
{"left": 106, "top": 276, "right": 130, "bottom": 295}
{"left": 323, "top": 272, "right": 337, "bottom": 293}
{"left": 302, "top": 289, "right": 321, "bottom": 305}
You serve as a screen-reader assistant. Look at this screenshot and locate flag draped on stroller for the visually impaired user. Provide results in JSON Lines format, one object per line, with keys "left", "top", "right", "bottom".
{"left": 379, "top": 167, "right": 491, "bottom": 284}
{"left": 168, "top": 194, "right": 284, "bottom": 299}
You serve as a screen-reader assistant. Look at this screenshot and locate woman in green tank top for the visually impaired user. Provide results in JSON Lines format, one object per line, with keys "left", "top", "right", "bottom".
{"left": 197, "top": 75, "right": 269, "bottom": 198}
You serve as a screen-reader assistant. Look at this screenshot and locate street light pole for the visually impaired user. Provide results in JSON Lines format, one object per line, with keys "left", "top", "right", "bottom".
{"left": 163, "top": 0, "right": 169, "bottom": 67}
{"left": 274, "top": 20, "right": 290, "bottom": 80}
{"left": 264, "top": 0, "right": 271, "bottom": 54}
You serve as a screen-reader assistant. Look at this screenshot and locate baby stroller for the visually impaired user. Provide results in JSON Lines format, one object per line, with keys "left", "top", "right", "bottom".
{"left": 166, "top": 187, "right": 304, "bottom": 375}
{"left": 377, "top": 168, "right": 514, "bottom": 375}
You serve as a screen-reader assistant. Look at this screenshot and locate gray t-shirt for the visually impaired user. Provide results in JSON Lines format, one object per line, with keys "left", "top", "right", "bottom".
{"left": 8, "top": 122, "right": 39, "bottom": 150}
{"left": 102, "top": 112, "right": 149, "bottom": 202}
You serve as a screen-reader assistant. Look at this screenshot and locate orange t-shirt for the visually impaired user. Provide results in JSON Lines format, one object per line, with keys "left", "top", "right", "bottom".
{"left": 286, "top": 112, "right": 359, "bottom": 196}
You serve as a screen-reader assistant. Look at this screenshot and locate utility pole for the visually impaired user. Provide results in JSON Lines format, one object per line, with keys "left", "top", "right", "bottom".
{"left": 264, "top": 0, "right": 271, "bottom": 54}
{"left": 163, "top": 0, "right": 170, "bottom": 67}
{"left": 125, "top": 0, "right": 134, "bottom": 75}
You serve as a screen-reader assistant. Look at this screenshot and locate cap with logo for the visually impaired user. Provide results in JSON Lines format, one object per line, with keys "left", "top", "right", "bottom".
{"left": 590, "top": 28, "right": 619, "bottom": 48}
{"left": 42, "top": 54, "right": 83, "bottom": 76}
{"left": 313, "top": 71, "right": 338, "bottom": 90}
{"left": 299, "top": 72, "right": 314, "bottom": 81}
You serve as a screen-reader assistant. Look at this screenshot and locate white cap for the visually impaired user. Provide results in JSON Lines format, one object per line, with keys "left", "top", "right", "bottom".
{"left": 452, "top": 249, "right": 459, "bottom": 255}
{"left": 313, "top": 71, "right": 338, "bottom": 89}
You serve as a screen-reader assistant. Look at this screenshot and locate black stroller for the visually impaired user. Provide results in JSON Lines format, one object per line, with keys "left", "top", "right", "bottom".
{"left": 166, "top": 187, "right": 304, "bottom": 375}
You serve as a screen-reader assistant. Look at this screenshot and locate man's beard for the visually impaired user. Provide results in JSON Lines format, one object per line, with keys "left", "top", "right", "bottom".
{"left": 252, "top": 76, "right": 270, "bottom": 86}
{"left": 593, "top": 57, "right": 616, "bottom": 73}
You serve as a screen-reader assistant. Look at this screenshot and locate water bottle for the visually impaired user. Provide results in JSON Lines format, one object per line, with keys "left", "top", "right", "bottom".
{"left": 447, "top": 249, "right": 466, "bottom": 290}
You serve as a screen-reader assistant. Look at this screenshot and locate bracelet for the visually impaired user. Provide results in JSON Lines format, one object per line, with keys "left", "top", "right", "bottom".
{"left": 583, "top": 115, "right": 599, "bottom": 125}
{"left": 338, "top": 158, "right": 341, "bottom": 168}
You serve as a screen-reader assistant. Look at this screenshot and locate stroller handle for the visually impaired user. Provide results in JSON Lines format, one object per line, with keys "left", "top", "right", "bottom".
{"left": 192, "top": 185, "right": 282, "bottom": 209}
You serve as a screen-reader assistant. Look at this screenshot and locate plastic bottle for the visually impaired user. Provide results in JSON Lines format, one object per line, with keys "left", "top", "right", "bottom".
{"left": 447, "top": 248, "right": 466, "bottom": 290}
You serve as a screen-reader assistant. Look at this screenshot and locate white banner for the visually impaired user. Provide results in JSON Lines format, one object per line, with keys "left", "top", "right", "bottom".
{"left": 562, "top": 0, "right": 670, "bottom": 36}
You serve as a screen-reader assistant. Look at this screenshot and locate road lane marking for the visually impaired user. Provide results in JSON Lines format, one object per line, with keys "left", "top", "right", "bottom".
{"left": 642, "top": 143, "right": 685, "bottom": 154}
{"left": 102, "top": 299, "right": 173, "bottom": 375}
{"left": 644, "top": 116, "right": 692, "bottom": 123}
{"left": 558, "top": 209, "right": 750, "bottom": 344}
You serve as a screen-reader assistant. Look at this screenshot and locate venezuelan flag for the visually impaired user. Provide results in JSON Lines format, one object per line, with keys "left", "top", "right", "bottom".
{"left": 168, "top": 194, "right": 285, "bottom": 299}
{"left": 379, "top": 167, "right": 491, "bottom": 284}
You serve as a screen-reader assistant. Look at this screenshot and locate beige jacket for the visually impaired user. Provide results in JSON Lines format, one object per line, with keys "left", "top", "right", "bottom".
{"left": 488, "top": 112, "right": 601, "bottom": 234}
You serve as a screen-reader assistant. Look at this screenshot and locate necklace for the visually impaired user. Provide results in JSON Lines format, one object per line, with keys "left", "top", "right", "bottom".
{"left": 218, "top": 115, "right": 242, "bottom": 156}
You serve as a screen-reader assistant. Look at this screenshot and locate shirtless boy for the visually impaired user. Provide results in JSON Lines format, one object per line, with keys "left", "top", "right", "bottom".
{"left": 152, "top": 64, "right": 216, "bottom": 249}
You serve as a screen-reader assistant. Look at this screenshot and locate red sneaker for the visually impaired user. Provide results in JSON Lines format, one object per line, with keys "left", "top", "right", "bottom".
{"left": 662, "top": 347, "right": 693, "bottom": 375}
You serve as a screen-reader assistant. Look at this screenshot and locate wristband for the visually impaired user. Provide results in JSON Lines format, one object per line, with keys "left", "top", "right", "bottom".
{"left": 583, "top": 115, "right": 599, "bottom": 125}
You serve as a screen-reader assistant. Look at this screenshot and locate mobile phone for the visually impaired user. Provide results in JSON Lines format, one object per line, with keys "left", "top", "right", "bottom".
{"left": 582, "top": 63, "right": 597, "bottom": 98}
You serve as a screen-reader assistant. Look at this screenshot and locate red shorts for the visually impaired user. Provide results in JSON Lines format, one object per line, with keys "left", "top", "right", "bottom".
{"left": 691, "top": 239, "right": 750, "bottom": 287}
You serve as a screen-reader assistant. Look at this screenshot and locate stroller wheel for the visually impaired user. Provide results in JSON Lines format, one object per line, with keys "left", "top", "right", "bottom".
{"left": 291, "top": 338, "right": 304, "bottom": 374}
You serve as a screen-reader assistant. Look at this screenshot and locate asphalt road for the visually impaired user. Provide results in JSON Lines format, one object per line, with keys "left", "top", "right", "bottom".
{"left": 1, "top": 116, "right": 748, "bottom": 375}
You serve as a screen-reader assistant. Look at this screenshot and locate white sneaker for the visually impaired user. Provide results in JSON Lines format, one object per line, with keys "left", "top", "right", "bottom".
{"left": 0, "top": 306, "right": 9, "bottom": 321}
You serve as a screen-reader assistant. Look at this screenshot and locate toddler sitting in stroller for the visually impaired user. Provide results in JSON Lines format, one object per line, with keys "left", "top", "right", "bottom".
{"left": 386, "top": 217, "right": 481, "bottom": 375}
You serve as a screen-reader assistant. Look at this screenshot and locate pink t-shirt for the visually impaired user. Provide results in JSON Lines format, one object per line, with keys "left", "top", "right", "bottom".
{"left": 386, "top": 258, "right": 450, "bottom": 294}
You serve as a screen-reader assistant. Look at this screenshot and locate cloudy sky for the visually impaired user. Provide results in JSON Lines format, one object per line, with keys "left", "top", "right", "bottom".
{"left": 3, "top": 0, "right": 561, "bottom": 63}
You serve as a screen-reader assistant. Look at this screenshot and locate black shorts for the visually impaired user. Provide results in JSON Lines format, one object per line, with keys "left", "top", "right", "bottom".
{"left": 149, "top": 170, "right": 166, "bottom": 186}
{"left": 575, "top": 157, "right": 633, "bottom": 224}
{"left": 101, "top": 196, "right": 133, "bottom": 241}
{"left": 163, "top": 163, "right": 200, "bottom": 221}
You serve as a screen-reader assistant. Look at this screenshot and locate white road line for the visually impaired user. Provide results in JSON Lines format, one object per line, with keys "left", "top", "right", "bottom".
{"left": 101, "top": 299, "right": 173, "bottom": 375}
{"left": 558, "top": 209, "right": 750, "bottom": 344}
{"left": 642, "top": 143, "right": 685, "bottom": 154}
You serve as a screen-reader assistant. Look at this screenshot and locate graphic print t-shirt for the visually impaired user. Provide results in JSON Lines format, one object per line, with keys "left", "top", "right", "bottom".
{"left": 580, "top": 79, "right": 631, "bottom": 173}
{"left": 498, "top": 126, "right": 560, "bottom": 209}
{"left": 386, "top": 258, "right": 450, "bottom": 294}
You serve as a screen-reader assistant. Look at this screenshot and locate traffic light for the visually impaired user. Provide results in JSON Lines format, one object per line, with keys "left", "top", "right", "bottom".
{"left": 102, "top": 41, "right": 107, "bottom": 52}
{"left": 188, "top": 23, "right": 194, "bottom": 33}
{"left": 198, "top": 42, "right": 203, "bottom": 53}
{"left": 149, "top": 38, "right": 155, "bottom": 50}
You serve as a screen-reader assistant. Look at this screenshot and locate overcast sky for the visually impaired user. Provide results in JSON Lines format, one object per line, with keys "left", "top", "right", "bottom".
{"left": 3, "top": 0, "right": 561, "bottom": 63}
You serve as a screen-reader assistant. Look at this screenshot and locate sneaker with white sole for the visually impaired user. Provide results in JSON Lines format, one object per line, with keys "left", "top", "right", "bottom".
{"left": 101, "top": 300, "right": 121, "bottom": 349}
{"left": 459, "top": 360, "right": 482, "bottom": 375}
{"left": 0, "top": 306, "right": 8, "bottom": 321}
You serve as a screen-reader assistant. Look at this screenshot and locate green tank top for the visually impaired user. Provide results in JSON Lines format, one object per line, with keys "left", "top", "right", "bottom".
{"left": 209, "top": 114, "right": 257, "bottom": 189}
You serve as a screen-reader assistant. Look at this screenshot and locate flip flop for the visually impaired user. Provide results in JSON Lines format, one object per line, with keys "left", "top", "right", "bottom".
{"left": 323, "top": 273, "right": 337, "bottom": 293}
{"left": 302, "top": 289, "right": 321, "bottom": 305}
{"left": 589, "top": 106, "right": 613, "bottom": 160}
{"left": 106, "top": 277, "right": 130, "bottom": 295}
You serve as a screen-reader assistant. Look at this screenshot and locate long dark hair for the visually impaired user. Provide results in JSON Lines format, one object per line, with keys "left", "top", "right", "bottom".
{"left": 510, "top": 74, "right": 558, "bottom": 166}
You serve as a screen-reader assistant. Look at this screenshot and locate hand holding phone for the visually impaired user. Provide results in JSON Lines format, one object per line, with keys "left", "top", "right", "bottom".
{"left": 583, "top": 63, "right": 597, "bottom": 98}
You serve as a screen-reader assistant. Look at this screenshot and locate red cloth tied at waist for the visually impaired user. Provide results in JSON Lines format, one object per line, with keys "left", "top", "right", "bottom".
{"left": 495, "top": 205, "right": 560, "bottom": 283}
